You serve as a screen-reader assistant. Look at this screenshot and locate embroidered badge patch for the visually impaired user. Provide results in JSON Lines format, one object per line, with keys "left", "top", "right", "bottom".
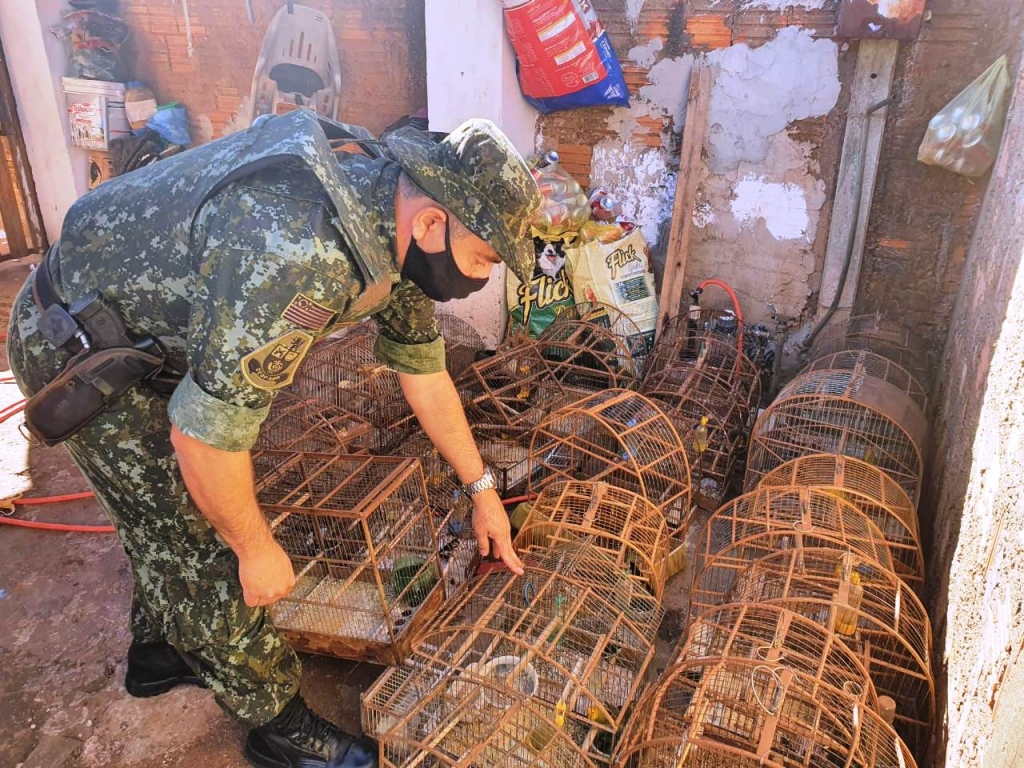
{"left": 283, "top": 293, "right": 337, "bottom": 332}
{"left": 241, "top": 330, "right": 314, "bottom": 391}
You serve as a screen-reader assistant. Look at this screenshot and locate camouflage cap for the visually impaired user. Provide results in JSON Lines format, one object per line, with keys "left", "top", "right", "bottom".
{"left": 383, "top": 119, "right": 542, "bottom": 285}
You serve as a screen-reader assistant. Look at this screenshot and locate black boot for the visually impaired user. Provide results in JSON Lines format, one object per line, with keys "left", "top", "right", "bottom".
{"left": 124, "top": 640, "right": 206, "bottom": 698}
{"left": 244, "top": 696, "right": 377, "bottom": 768}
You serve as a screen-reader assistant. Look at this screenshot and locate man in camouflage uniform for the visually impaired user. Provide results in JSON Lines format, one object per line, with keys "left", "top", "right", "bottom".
{"left": 6, "top": 111, "right": 539, "bottom": 768}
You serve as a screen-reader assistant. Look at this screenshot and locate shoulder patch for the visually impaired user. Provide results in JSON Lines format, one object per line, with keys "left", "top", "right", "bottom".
{"left": 241, "top": 330, "right": 314, "bottom": 391}
{"left": 283, "top": 293, "right": 338, "bottom": 332}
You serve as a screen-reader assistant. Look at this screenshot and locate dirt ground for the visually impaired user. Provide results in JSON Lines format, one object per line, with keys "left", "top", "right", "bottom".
{"left": 0, "top": 255, "right": 691, "bottom": 767}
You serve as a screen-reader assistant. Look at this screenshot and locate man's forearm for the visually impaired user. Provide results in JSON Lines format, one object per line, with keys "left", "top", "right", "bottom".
{"left": 399, "top": 371, "right": 487, "bottom": 484}
{"left": 169, "top": 425, "right": 273, "bottom": 556}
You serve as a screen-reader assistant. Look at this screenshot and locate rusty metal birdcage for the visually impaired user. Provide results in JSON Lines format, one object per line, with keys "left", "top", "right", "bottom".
{"left": 641, "top": 366, "right": 749, "bottom": 510}
{"left": 537, "top": 318, "right": 641, "bottom": 394}
{"left": 745, "top": 366, "right": 927, "bottom": 501}
{"left": 759, "top": 454, "right": 924, "bottom": 591}
{"left": 362, "top": 543, "right": 663, "bottom": 767}
{"left": 254, "top": 392, "right": 373, "bottom": 456}
{"left": 528, "top": 390, "right": 693, "bottom": 536}
{"left": 613, "top": 656, "right": 916, "bottom": 768}
{"left": 438, "top": 310, "right": 485, "bottom": 378}
{"left": 456, "top": 343, "right": 573, "bottom": 431}
{"left": 725, "top": 548, "right": 934, "bottom": 755}
{"left": 678, "top": 603, "right": 878, "bottom": 706}
{"left": 515, "top": 481, "right": 670, "bottom": 600}
{"left": 253, "top": 451, "right": 444, "bottom": 665}
{"left": 290, "top": 322, "right": 414, "bottom": 453}
{"left": 690, "top": 486, "right": 894, "bottom": 618}
{"left": 808, "top": 312, "right": 931, "bottom": 387}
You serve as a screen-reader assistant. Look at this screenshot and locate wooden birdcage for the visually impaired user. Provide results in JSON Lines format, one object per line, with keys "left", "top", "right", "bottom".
{"left": 291, "top": 323, "right": 414, "bottom": 453}
{"left": 613, "top": 656, "right": 916, "bottom": 768}
{"left": 803, "top": 349, "right": 929, "bottom": 412}
{"left": 362, "top": 543, "right": 663, "bottom": 767}
{"left": 515, "top": 481, "right": 670, "bottom": 600}
{"left": 254, "top": 392, "right": 373, "bottom": 455}
{"left": 475, "top": 424, "right": 535, "bottom": 496}
{"left": 690, "top": 486, "right": 894, "bottom": 618}
{"left": 528, "top": 390, "right": 693, "bottom": 536}
{"left": 725, "top": 548, "right": 934, "bottom": 755}
{"left": 759, "top": 454, "right": 924, "bottom": 591}
{"left": 438, "top": 310, "right": 484, "bottom": 378}
{"left": 455, "top": 343, "right": 573, "bottom": 431}
{"left": 253, "top": 451, "right": 445, "bottom": 665}
{"left": 678, "top": 603, "right": 878, "bottom": 706}
{"left": 536, "top": 318, "right": 641, "bottom": 394}
{"left": 645, "top": 330, "right": 761, "bottom": 418}
{"left": 808, "top": 312, "right": 930, "bottom": 387}
{"left": 745, "top": 367, "right": 927, "bottom": 501}
{"left": 641, "top": 366, "right": 749, "bottom": 510}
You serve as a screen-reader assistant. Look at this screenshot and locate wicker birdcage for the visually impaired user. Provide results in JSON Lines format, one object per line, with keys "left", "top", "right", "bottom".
{"left": 290, "top": 323, "right": 415, "bottom": 453}
{"left": 678, "top": 603, "right": 878, "bottom": 706}
{"left": 759, "top": 454, "right": 924, "bottom": 591}
{"left": 645, "top": 330, "right": 761, "bottom": 418}
{"left": 641, "top": 366, "right": 749, "bottom": 510}
{"left": 502, "top": 302, "right": 649, "bottom": 353}
{"left": 536, "top": 319, "right": 641, "bottom": 394}
{"left": 803, "top": 349, "right": 929, "bottom": 412}
{"left": 253, "top": 451, "right": 445, "bottom": 665}
{"left": 475, "top": 424, "right": 535, "bottom": 496}
{"left": 253, "top": 392, "right": 373, "bottom": 455}
{"left": 455, "top": 344, "right": 574, "bottom": 431}
{"left": 362, "top": 543, "right": 664, "bottom": 767}
{"left": 808, "top": 312, "right": 931, "bottom": 387}
{"left": 613, "top": 656, "right": 916, "bottom": 768}
{"left": 689, "top": 486, "right": 894, "bottom": 618}
{"left": 724, "top": 548, "right": 934, "bottom": 755}
{"left": 745, "top": 366, "right": 927, "bottom": 501}
{"left": 515, "top": 481, "right": 670, "bottom": 600}
{"left": 528, "top": 390, "right": 693, "bottom": 536}
{"left": 438, "top": 311, "right": 485, "bottom": 378}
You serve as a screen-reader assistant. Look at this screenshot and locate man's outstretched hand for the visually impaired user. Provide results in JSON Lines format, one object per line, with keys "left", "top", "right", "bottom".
{"left": 471, "top": 489, "right": 525, "bottom": 575}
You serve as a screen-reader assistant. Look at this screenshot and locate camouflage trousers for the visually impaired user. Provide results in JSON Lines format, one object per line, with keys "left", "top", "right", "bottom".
{"left": 5, "top": 274, "right": 301, "bottom": 728}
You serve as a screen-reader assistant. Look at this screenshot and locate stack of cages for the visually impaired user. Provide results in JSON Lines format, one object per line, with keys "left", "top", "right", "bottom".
{"left": 527, "top": 389, "right": 693, "bottom": 538}
{"left": 361, "top": 541, "right": 664, "bottom": 768}
{"left": 252, "top": 451, "right": 447, "bottom": 665}
{"left": 253, "top": 391, "right": 373, "bottom": 456}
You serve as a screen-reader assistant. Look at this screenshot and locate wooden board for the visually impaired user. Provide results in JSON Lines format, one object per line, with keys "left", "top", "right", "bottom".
{"left": 657, "top": 65, "right": 713, "bottom": 340}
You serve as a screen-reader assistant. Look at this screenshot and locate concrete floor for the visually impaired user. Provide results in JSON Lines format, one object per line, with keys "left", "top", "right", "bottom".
{"left": 0, "top": 255, "right": 690, "bottom": 767}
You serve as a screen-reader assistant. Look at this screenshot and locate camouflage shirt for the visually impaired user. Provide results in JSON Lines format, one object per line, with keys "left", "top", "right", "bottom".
{"left": 52, "top": 151, "right": 443, "bottom": 452}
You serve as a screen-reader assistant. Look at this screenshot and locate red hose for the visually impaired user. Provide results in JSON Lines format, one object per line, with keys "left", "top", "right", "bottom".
{"left": 0, "top": 517, "right": 114, "bottom": 533}
{"left": 13, "top": 491, "right": 95, "bottom": 505}
{"left": 698, "top": 279, "right": 744, "bottom": 356}
{"left": 0, "top": 400, "right": 26, "bottom": 423}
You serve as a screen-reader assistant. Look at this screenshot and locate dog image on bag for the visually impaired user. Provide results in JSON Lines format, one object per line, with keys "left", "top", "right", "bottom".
{"left": 536, "top": 240, "right": 567, "bottom": 280}
{"left": 506, "top": 237, "right": 576, "bottom": 339}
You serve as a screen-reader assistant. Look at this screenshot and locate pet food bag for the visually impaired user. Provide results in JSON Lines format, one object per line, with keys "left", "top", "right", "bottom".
{"left": 918, "top": 55, "right": 1011, "bottom": 178}
{"left": 506, "top": 237, "right": 576, "bottom": 339}
{"left": 501, "top": 0, "right": 630, "bottom": 114}
{"left": 565, "top": 229, "right": 658, "bottom": 350}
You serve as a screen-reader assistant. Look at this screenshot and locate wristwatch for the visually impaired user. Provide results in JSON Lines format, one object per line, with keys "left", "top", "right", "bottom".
{"left": 465, "top": 468, "right": 497, "bottom": 496}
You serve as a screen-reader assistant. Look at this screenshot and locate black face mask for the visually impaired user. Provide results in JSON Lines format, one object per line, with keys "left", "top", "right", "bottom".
{"left": 401, "top": 220, "right": 490, "bottom": 302}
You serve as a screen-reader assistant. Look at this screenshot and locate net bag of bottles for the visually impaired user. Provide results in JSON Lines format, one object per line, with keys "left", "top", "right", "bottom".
{"left": 918, "top": 55, "right": 1011, "bottom": 178}
{"left": 501, "top": 0, "right": 630, "bottom": 114}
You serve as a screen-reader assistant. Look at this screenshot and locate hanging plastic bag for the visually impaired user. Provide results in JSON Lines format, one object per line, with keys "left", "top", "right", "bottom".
{"left": 918, "top": 55, "right": 1012, "bottom": 178}
{"left": 50, "top": 10, "right": 129, "bottom": 81}
{"left": 146, "top": 104, "right": 193, "bottom": 146}
{"left": 501, "top": 0, "right": 630, "bottom": 114}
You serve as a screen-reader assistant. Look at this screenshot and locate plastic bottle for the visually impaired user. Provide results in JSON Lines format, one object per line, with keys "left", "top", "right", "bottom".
{"left": 693, "top": 416, "right": 710, "bottom": 454}
{"left": 125, "top": 81, "right": 157, "bottom": 132}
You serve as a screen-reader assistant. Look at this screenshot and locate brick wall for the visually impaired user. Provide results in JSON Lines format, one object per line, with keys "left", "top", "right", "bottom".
{"left": 118, "top": 0, "right": 427, "bottom": 142}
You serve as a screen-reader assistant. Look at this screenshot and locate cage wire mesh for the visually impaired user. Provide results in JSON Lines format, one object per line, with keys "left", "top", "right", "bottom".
{"left": 475, "top": 424, "right": 535, "bottom": 497}
{"left": 641, "top": 366, "right": 749, "bottom": 510}
{"left": 677, "top": 603, "right": 879, "bottom": 708}
{"left": 724, "top": 548, "right": 934, "bottom": 755}
{"left": 612, "top": 656, "right": 917, "bottom": 768}
{"left": 362, "top": 542, "right": 664, "bottom": 767}
{"left": 689, "top": 486, "right": 894, "bottom": 619}
{"left": 808, "top": 312, "right": 931, "bottom": 388}
{"left": 759, "top": 454, "right": 924, "bottom": 591}
{"left": 803, "top": 349, "right": 929, "bottom": 413}
{"left": 645, "top": 330, "right": 761, "bottom": 419}
{"left": 290, "top": 322, "right": 415, "bottom": 453}
{"left": 253, "top": 392, "right": 373, "bottom": 456}
{"left": 514, "top": 481, "right": 670, "bottom": 600}
{"left": 252, "top": 451, "right": 444, "bottom": 664}
{"left": 528, "top": 389, "right": 693, "bottom": 537}
{"left": 536, "top": 319, "right": 641, "bottom": 394}
{"left": 745, "top": 367, "right": 927, "bottom": 502}
{"left": 455, "top": 343, "right": 575, "bottom": 431}
{"left": 437, "top": 310, "right": 485, "bottom": 379}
